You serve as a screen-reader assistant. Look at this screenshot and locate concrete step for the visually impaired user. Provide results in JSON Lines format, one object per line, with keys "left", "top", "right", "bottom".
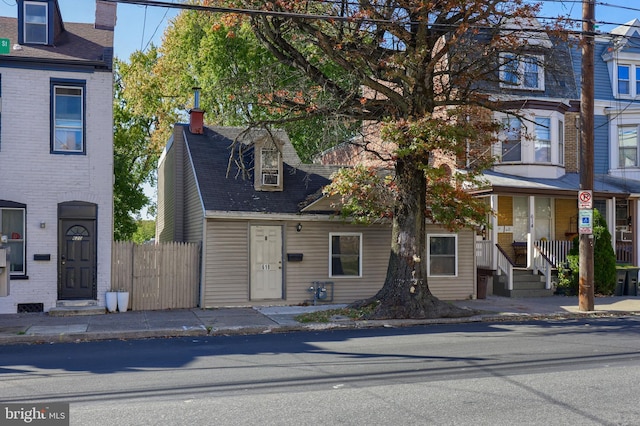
{"left": 50, "top": 301, "right": 105, "bottom": 316}
{"left": 510, "top": 288, "right": 555, "bottom": 297}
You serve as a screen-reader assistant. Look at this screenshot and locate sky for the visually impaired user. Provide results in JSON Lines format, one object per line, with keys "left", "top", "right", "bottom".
{"left": 0, "top": 0, "right": 636, "bottom": 219}
{"left": 0, "top": 1, "right": 636, "bottom": 59}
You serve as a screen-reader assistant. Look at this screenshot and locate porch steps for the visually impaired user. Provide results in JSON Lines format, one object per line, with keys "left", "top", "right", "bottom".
{"left": 495, "top": 269, "right": 554, "bottom": 298}
{"left": 49, "top": 300, "right": 105, "bottom": 317}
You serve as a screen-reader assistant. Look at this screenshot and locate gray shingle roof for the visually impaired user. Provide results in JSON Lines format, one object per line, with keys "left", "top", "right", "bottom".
{"left": 0, "top": 17, "right": 113, "bottom": 68}
{"left": 181, "top": 125, "right": 340, "bottom": 214}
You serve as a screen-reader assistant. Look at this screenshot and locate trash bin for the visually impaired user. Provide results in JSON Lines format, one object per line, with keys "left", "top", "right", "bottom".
{"left": 615, "top": 269, "right": 627, "bottom": 296}
{"left": 477, "top": 275, "right": 488, "bottom": 299}
{"left": 624, "top": 268, "right": 639, "bottom": 296}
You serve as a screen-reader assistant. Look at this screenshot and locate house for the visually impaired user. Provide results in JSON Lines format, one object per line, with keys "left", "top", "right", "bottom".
{"left": 0, "top": 0, "right": 115, "bottom": 313}
{"left": 156, "top": 103, "right": 478, "bottom": 307}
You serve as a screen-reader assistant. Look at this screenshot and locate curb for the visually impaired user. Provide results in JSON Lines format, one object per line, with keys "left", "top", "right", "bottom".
{"left": 0, "top": 310, "right": 638, "bottom": 345}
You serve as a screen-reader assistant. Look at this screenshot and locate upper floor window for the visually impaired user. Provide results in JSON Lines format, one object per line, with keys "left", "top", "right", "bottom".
{"left": 534, "top": 117, "right": 551, "bottom": 162}
{"left": 0, "top": 205, "right": 25, "bottom": 276}
{"left": 619, "top": 125, "right": 639, "bottom": 168}
{"left": 501, "top": 117, "right": 522, "bottom": 162}
{"left": 51, "top": 80, "right": 85, "bottom": 154}
{"left": 260, "top": 147, "right": 280, "bottom": 186}
{"left": 497, "top": 111, "right": 564, "bottom": 166}
{"left": 615, "top": 64, "right": 640, "bottom": 97}
{"left": 24, "top": 1, "right": 47, "bottom": 44}
{"left": 329, "top": 233, "right": 362, "bottom": 277}
{"left": 427, "top": 234, "right": 457, "bottom": 277}
{"left": 500, "top": 53, "right": 545, "bottom": 91}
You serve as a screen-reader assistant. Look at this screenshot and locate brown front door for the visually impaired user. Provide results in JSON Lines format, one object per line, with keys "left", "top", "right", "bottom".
{"left": 59, "top": 219, "right": 96, "bottom": 299}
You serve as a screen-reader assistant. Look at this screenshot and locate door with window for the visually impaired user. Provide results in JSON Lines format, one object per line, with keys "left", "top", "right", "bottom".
{"left": 250, "top": 225, "right": 282, "bottom": 300}
{"left": 58, "top": 202, "right": 97, "bottom": 300}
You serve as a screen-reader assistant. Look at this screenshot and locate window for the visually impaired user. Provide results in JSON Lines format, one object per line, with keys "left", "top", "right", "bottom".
{"left": 619, "top": 126, "right": 638, "bottom": 168}
{"left": 24, "top": 1, "right": 47, "bottom": 44}
{"left": 260, "top": 146, "right": 280, "bottom": 186}
{"left": 51, "top": 81, "right": 85, "bottom": 154}
{"left": 0, "top": 206, "right": 25, "bottom": 276}
{"left": 427, "top": 235, "right": 457, "bottom": 276}
{"left": 614, "top": 63, "right": 640, "bottom": 97}
{"left": 558, "top": 119, "right": 564, "bottom": 166}
{"left": 500, "top": 53, "right": 544, "bottom": 90}
{"left": 534, "top": 117, "right": 551, "bottom": 162}
{"left": 618, "top": 65, "right": 630, "bottom": 95}
{"left": 329, "top": 233, "right": 361, "bottom": 277}
{"left": 501, "top": 117, "right": 522, "bottom": 162}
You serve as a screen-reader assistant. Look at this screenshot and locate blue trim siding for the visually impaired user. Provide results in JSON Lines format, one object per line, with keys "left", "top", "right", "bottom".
{"left": 594, "top": 114, "right": 610, "bottom": 174}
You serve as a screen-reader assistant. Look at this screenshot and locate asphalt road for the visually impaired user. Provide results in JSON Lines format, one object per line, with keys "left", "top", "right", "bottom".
{"left": 1, "top": 318, "right": 640, "bottom": 425}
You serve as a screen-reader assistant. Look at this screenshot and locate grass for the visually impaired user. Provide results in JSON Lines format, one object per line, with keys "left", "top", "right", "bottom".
{"left": 294, "top": 305, "right": 377, "bottom": 323}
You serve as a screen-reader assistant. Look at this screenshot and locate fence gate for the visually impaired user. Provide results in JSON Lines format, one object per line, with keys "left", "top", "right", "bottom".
{"left": 112, "top": 242, "right": 200, "bottom": 310}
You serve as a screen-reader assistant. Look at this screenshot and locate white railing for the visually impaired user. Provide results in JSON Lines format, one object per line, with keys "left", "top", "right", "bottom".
{"left": 475, "top": 240, "right": 493, "bottom": 269}
{"left": 532, "top": 246, "right": 553, "bottom": 290}
{"left": 496, "top": 247, "right": 514, "bottom": 290}
{"left": 534, "top": 240, "right": 573, "bottom": 268}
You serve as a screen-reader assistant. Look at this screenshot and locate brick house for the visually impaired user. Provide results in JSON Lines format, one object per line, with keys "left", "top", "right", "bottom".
{"left": 0, "top": 0, "right": 115, "bottom": 313}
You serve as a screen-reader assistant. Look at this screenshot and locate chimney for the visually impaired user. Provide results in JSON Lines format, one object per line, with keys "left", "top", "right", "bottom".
{"left": 189, "top": 87, "right": 204, "bottom": 135}
{"left": 95, "top": 0, "right": 117, "bottom": 30}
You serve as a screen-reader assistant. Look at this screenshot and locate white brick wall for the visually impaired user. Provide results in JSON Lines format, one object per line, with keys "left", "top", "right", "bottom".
{"left": 0, "top": 68, "right": 113, "bottom": 313}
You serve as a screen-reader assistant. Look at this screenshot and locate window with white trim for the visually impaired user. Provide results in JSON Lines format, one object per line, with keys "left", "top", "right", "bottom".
{"left": 51, "top": 81, "right": 85, "bottom": 154}
{"left": 497, "top": 111, "right": 565, "bottom": 166}
{"left": 0, "top": 206, "right": 25, "bottom": 276}
{"left": 329, "top": 233, "right": 362, "bottom": 277}
{"left": 501, "top": 117, "right": 522, "bottom": 162}
{"left": 500, "top": 53, "right": 545, "bottom": 91}
{"left": 427, "top": 234, "right": 457, "bottom": 277}
{"left": 614, "top": 63, "right": 640, "bottom": 97}
{"left": 24, "top": 1, "right": 47, "bottom": 44}
{"left": 619, "top": 125, "right": 639, "bottom": 168}
{"left": 260, "top": 146, "right": 280, "bottom": 186}
{"left": 534, "top": 117, "right": 551, "bottom": 162}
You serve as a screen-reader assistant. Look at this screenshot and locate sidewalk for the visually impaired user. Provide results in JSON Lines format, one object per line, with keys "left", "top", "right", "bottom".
{"left": 1, "top": 295, "right": 639, "bottom": 345}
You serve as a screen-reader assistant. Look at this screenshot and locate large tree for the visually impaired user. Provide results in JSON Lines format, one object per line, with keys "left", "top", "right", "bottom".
{"left": 194, "top": 0, "right": 553, "bottom": 319}
{"left": 113, "top": 53, "right": 168, "bottom": 240}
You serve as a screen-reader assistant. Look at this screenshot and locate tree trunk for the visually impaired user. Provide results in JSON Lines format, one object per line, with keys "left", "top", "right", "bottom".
{"left": 363, "top": 153, "right": 475, "bottom": 319}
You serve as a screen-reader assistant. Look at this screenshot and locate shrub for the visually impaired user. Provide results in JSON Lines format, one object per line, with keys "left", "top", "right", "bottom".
{"left": 556, "top": 209, "right": 617, "bottom": 295}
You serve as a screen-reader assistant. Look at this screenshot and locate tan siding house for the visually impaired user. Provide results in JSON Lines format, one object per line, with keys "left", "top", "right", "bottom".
{"left": 157, "top": 122, "right": 480, "bottom": 308}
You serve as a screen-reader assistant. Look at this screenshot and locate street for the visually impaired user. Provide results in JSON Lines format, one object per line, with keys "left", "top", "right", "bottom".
{"left": 1, "top": 318, "right": 640, "bottom": 425}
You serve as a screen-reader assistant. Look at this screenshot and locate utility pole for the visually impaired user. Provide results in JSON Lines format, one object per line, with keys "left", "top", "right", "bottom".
{"left": 579, "top": 0, "right": 595, "bottom": 311}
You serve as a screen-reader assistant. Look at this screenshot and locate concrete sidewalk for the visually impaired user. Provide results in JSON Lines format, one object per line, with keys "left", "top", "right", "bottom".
{"left": 0, "top": 295, "right": 639, "bottom": 345}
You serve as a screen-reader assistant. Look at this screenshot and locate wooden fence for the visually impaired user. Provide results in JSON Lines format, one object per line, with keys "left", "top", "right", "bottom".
{"left": 112, "top": 241, "right": 200, "bottom": 311}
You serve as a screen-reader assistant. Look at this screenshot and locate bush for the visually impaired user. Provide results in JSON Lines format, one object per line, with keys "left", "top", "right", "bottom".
{"left": 555, "top": 209, "right": 617, "bottom": 295}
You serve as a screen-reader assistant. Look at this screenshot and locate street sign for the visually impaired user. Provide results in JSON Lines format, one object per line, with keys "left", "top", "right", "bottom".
{"left": 579, "top": 209, "right": 593, "bottom": 234}
{"left": 0, "top": 39, "right": 9, "bottom": 55}
{"left": 578, "top": 190, "right": 592, "bottom": 209}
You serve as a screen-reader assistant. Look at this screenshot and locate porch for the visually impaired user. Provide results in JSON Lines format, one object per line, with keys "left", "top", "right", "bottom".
{"left": 476, "top": 239, "right": 634, "bottom": 297}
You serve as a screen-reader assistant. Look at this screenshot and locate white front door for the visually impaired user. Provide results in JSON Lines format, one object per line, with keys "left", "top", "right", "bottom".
{"left": 250, "top": 225, "right": 283, "bottom": 300}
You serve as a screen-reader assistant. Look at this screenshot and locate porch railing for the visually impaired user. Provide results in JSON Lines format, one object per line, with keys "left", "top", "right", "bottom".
{"left": 496, "top": 244, "right": 514, "bottom": 291}
{"left": 475, "top": 240, "right": 493, "bottom": 269}
{"left": 534, "top": 240, "right": 573, "bottom": 268}
{"left": 616, "top": 241, "right": 633, "bottom": 264}
{"left": 532, "top": 245, "right": 553, "bottom": 290}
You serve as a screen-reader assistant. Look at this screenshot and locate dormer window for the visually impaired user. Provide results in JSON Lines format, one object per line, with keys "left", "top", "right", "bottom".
{"left": 500, "top": 53, "right": 545, "bottom": 91}
{"left": 254, "top": 136, "right": 284, "bottom": 191}
{"left": 24, "top": 1, "right": 48, "bottom": 44}
{"left": 261, "top": 147, "right": 280, "bottom": 186}
{"left": 615, "top": 64, "right": 640, "bottom": 97}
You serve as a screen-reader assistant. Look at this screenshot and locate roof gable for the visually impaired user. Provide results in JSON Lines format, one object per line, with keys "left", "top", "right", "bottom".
{"left": 181, "top": 125, "right": 339, "bottom": 214}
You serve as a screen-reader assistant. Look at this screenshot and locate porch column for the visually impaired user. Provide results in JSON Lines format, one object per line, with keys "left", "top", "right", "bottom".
{"left": 607, "top": 197, "right": 616, "bottom": 249}
{"left": 490, "top": 194, "right": 499, "bottom": 271}
{"left": 527, "top": 196, "right": 535, "bottom": 268}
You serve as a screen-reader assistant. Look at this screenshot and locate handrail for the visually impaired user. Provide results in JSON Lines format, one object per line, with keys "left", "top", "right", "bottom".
{"left": 495, "top": 243, "right": 514, "bottom": 290}
{"left": 532, "top": 245, "right": 553, "bottom": 290}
